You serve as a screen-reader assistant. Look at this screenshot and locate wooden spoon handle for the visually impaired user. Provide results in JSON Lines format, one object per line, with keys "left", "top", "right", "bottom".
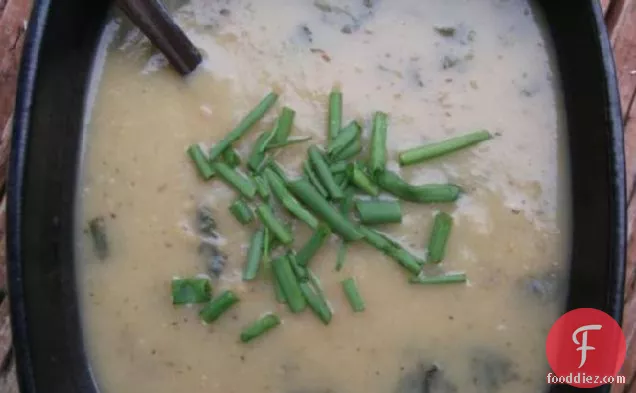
{"left": 116, "top": 0, "right": 202, "bottom": 75}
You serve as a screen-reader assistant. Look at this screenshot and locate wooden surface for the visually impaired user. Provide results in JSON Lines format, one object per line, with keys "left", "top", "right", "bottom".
{"left": 0, "top": 0, "right": 634, "bottom": 392}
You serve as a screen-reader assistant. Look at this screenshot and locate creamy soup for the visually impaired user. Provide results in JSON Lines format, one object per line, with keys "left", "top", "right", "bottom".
{"left": 78, "top": 1, "right": 570, "bottom": 393}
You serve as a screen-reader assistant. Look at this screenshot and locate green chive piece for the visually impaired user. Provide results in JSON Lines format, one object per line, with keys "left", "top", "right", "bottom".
{"left": 328, "top": 90, "right": 342, "bottom": 142}
{"left": 272, "top": 255, "right": 306, "bottom": 313}
{"left": 269, "top": 160, "right": 291, "bottom": 183}
{"left": 209, "top": 92, "right": 278, "bottom": 161}
{"left": 287, "top": 179, "right": 363, "bottom": 241}
{"left": 247, "top": 131, "right": 274, "bottom": 172}
{"left": 229, "top": 199, "right": 254, "bottom": 225}
{"left": 335, "top": 242, "right": 347, "bottom": 271}
{"left": 262, "top": 226, "right": 271, "bottom": 262}
{"left": 427, "top": 211, "right": 453, "bottom": 263}
{"left": 300, "top": 281, "right": 332, "bottom": 324}
{"left": 211, "top": 162, "right": 257, "bottom": 199}
{"left": 369, "top": 111, "right": 388, "bottom": 174}
{"left": 307, "top": 269, "right": 326, "bottom": 299}
{"left": 296, "top": 224, "right": 332, "bottom": 267}
{"left": 398, "top": 130, "right": 492, "bottom": 166}
{"left": 332, "top": 139, "right": 362, "bottom": 161}
{"left": 340, "top": 187, "right": 356, "bottom": 217}
{"left": 255, "top": 204, "right": 293, "bottom": 245}
{"left": 355, "top": 200, "right": 402, "bottom": 225}
{"left": 187, "top": 144, "right": 215, "bottom": 180}
{"left": 329, "top": 161, "right": 348, "bottom": 174}
{"left": 240, "top": 313, "right": 281, "bottom": 343}
{"left": 304, "top": 161, "right": 329, "bottom": 197}
{"left": 272, "top": 271, "right": 287, "bottom": 303}
{"left": 199, "top": 290, "right": 240, "bottom": 323}
{"left": 253, "top": 175, "right": 270, "bottom": 199}
{"left": 288, "top": 252, "right": 309, "bottom": 281}
{"left": 375, "top": 170, "right": 461, "bottom": 203}
{"left": 358, "top": 226, "right": 424, "bottom": 274}
{"left": 272, "top": 107, "right": 296, "bottom": 144}
{"left": 349, "top": 163, "right": 379, "bottom": 196}
{"left": 327, "top": 120, "right": 361, "bottom": 158}
{"left": 409, "top": 272, "right": 467, "bottom": 285}
{"left": 222, "top": 148, "right": 242, "bottom": 168}
{"left": 266, "top": 136, "right": 312, "bottom": 150}
{"left": 333, "top": 172, "right": 347, "bottom": 185}
{"left": 386, "top": 247, "right": 424, "bottom": 274}
{"left": 341, "top": 277, "right": 365, "bottom": 312}
{"left": 308, "top": 145, "right": 344, "bottom": 199}
{"left": 243, "top": 228, "right": 265, "bottom": 280}
{"left": 171, "top": 277, "right": 212, "bottom": 305}
{"left": 263, "top": 168, "right": 319, "bottom": 229}
{"left": 335, "top": 188, "right": 355, "bottom": 271}
{"left": 357, "top": 225, "right": 392, "bottom": 249}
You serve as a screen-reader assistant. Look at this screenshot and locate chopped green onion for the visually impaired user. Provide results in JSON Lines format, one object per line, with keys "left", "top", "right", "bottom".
{"left": 272, "top": 107, "right": 296, "bottom": 144}
{"left": 199, "top": 290, "right": 240, "bottom": 323}
{"left": 409, "top": 272, "right": 467, "bottom": 285}
{"left": 328, "top": 90, "right": 342, "bottom": 142}
{"left": 255, "top": 204, "right": 293, "bottom": 245}
{"left": 272, "top": 255, "right": 306, "bottom": 313}
{"left": 398, "top": 130, "right": 492, "bottom": 166}
{"left": 332, "top": 139, "right": 362, "bottom": 161}
{"left": 307, "top": 269, "right": 325, "bottom": 299}
{"left": 349, "top": 163, "right": 379, "bottom": 196}
{"left": 253, "top": 175, "right": 270, "bottom": 199}
{"left": 355, "top": 200, "right": 402, "bottom": 225}
{"left": 385, "top": 247, "right": 424, "bottom": 274}
{"left": 341, "top": 278, "right": 365, "bottom": 312}
{"left": 247, "top": 131, "right": 274, "bottom": 172}
{"left": 357, "top": 225, "right": 392, "bottom": 249}
{"left": 269, "top": 160, "right": 291, "bottom": 183}
{"left": 266, "top": 136, "right": 312, "bottom": 150}
{"left": 299, "top": 282, "right": 332, "bottom": 325}
{"left": 358, "top": 226, "right": 424, "bottom": 274}
{"left": 329, "top": 161, "right": 348, "bottom": 174}
{"left": 211, "top": 162, "right": 257, "bottom": 199}
{"left": 369, "top": 111, "right": 388, "bottom": 174}
{"left": 243, "top": 228, "right": 265, "bottom": 280}
{"left": 288, "top": 252, "right": 309, "bottom": 281}
{"left": 222, "top": 148, "right": 242, "bottom": 168}
{"left": 272, "top": 271, "right": 287, "bottom": 303}
{"left": 287, "top": 179, "right": 363, "bottom": 241}
{"left": 427, "top": 211, "right": 453, "bottom": 264}
{"left": 171, "top": 277, "right": 212, "bottom": 305}
{"left": 240, "top": 313, "right": 281, "bottom": 343}
{"left": 88, "top": 216, "right": 109, "bottom": 260}
{"left": 335, "top": 188, "right": 355, "bottom": 271}
{"left": 296, "top": 224, "right": 332, "bottom": 267}
{"left": 340, "top": 187, "right": 356, "bottom": 217}
{"left": 333, "top": 172, "right": 347, "bottom": 186}
{"left": 303, "top": 161, "right": 329, "bottom": 197}
{"left": 229, "top": 199, "right": 254, "bottom": 225}
{"left": 187, "top": 144, "right": 215, "bottom": 180}
{"left": 209, "top": 92, "right": 278, "bottom": 161}
{"left": 263, "top": 168, "right": 319, "bottom": 229}
{"left": 375, "top": 170, "right": 461, "bottom": 203}
{"left": 327, "top": 120, "right": 361, "bottom": 158}
{"left": 308, "top": 145, "right": 344, "bottom": 200}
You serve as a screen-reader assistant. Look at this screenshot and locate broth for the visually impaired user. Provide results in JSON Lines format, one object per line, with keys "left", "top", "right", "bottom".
{"left": 78, "top": 1, "right": 570, "bottom": 392}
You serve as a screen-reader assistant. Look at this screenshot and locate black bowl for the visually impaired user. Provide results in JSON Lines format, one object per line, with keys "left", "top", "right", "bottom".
{"left": 7, "top": 0, "right": 626, "bottom": 392}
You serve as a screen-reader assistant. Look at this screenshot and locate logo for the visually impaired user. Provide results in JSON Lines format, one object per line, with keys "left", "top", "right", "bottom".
{"left": 546, "top": 308, "right": 626, "bottom": 388}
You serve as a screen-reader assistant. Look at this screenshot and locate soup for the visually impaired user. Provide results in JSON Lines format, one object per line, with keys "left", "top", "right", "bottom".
{"left": 78, "top": 1, "right": 570, "bottom": 392}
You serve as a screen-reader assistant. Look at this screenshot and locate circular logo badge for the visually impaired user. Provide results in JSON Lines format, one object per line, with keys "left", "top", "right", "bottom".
{"left": 546, "top": 308, "right": 626, "bottom": 388}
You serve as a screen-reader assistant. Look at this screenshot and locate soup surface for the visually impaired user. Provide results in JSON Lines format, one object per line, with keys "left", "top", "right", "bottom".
{"left": 78, "top": 1, "right": 570, "bottom": 392}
